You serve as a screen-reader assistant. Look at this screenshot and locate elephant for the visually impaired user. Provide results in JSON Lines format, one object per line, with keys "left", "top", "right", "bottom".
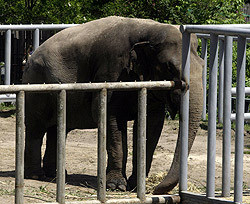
{"left": 22, "top": 16, "right": 204, "bottom": 193}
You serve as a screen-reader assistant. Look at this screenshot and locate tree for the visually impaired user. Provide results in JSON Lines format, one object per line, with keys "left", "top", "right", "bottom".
{"left": 0, "top": 0, "right": 85, "bottom": 24}
{"left": 98, "top": 0, "right": 245, "bottom": 24}
{"left": 0, "top": 0, "right": 245, "bottom": 25}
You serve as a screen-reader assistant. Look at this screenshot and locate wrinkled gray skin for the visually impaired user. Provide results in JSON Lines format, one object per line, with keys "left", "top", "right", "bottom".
{"left": 22, "top": 16, "right": 203, "bottom": 193}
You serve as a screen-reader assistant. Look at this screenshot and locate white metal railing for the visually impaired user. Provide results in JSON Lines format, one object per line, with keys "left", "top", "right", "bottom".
{"left": 180, "top": 24, "right": 250, "bottom": 204}
{"left": 0, "top": 81, "right": 182, "bottom": 204}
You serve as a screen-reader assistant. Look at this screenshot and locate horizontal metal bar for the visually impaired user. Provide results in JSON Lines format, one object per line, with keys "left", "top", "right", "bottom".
{"left": 231, "top": 87, "right": 250, "bottom": 95}
{"left": 231, "top": 113, "right": 250, "bottom": 121}
{"left": 0, "top": 24, "right": 79, "bottom": 31}
{"left": 0, "top": 81, "right": 184, "bottom": 93}
{"left": 180, "top": 25, "right": 250, "bottom": 36}
{"left": 196, "top": 33, "right": 250, "bottom": 42}
{"left": 0, "top": 94, "right": 16, "bottom": 102}
{"left": 181, "top": 191, "right": 234, "bottom": 204}
{"left": 39, "top": 195, "right": 180, "bottom": 204}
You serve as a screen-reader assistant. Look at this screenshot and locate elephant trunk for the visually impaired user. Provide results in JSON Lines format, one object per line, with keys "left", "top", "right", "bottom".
{"left": 153, "top": 77, "right": 203, "bottom": 194}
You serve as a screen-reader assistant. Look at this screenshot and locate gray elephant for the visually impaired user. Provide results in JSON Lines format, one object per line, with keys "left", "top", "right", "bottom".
{"left": 22, "top": 16, "right": 203, "bottom": 193}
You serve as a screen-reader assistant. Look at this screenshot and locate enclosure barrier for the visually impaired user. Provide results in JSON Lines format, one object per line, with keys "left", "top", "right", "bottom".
{"left": 180, "top": 25, "right": 250, "bottom": 204}
{"left": 0, "top": 81, "right": 184, "bottom": 204}
{"left": 197, "top": 32, "right": 250, "bottom": 123}
{"left": 0, "top": 24, "right": 78, "bottom": 102}
{"left": 0, "top": 23, "right": 249, "bottom": 204}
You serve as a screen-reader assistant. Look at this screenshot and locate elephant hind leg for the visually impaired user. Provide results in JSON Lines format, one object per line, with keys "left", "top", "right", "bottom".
{"left": 24, "top": 125, "right": 46, "bottom": 180}
{"left": 43, "top": 125, "right": 57, "bottom": 178}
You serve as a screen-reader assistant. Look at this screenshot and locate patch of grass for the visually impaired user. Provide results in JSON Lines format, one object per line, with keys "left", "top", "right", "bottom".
{"left": 231, "top": 122, "right": 250, "bottom": 132}
{"left": 200, "top": 120, "right": 223, "bottom": 130}
{"left": 244, "top": 150, "right": 250, "bottom": 154}
{"left": 200, "top": 119, "right": 250, "bottom": 132}
{"left": 0, "top": 102, "right": 15, "bottom": 112}
{"left": 0, "top": 188, "right": 14, "bottom": 196}
{"left": 0, "top": 103, "right": 16, "bottom": 117}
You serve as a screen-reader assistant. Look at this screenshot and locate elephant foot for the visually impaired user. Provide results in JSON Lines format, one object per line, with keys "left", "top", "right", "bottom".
{"left": 127, "top": 175, "right": 137, "bottom": 191}
{"left": 106, "top": 170, "right": 127, "bottom": 191}
{"left": 153, "top": 174, "right": 178, "bottom": 195}
{"left": 24, "top": 168, "right": 46, "bottom": 181}
{"left": 43, "top": 167, "right": 68, "bottom": 180}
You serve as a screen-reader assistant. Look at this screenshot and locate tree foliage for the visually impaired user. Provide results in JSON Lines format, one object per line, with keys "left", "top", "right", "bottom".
{"left": 0, "top": 0, "right": 84, "bottom": 24}
{"left": 0, "top": 0, "right": 246, "bottom": 24}
{"left": 99, "top": 0, "right": 245, "bottom": 24}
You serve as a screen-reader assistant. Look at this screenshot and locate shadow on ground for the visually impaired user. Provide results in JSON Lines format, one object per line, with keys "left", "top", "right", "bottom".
{"left": 0, "top": 170, "right": 97, "bottom": 190}
{"left": 0, "top": 109, "right": 16, "bottom": 118}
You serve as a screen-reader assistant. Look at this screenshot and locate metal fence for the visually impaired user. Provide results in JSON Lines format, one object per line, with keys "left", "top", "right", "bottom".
{"left": 0, "top": 81, "right": 182, "bottom": 204}
{"left": 0, "top": 24, "right": 78, "bottom": 101}
{"left": 0, "top": 24, "right": 249, "bottom": 204}
{"left": 198, "top": 32, "right": 250, "bottom": 123}
{"left": 180, "top": 24, "right": 250, "bottom": 204}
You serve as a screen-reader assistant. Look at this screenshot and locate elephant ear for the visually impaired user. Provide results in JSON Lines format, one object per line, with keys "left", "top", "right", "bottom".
{"left": 130, "top": 41, "right": 158, "bottom": 81}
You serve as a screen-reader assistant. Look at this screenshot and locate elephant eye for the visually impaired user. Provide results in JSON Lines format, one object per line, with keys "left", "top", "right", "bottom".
{"left": 163, "top": 62, "right": 180, "bottom": 80}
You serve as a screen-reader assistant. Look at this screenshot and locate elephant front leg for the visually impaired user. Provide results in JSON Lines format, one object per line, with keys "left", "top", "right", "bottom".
{"left": 24, "top": 126, "right": 45, "bottom": 180}
{"left": 106, "top": 114, "right": 127, "bottom": 191}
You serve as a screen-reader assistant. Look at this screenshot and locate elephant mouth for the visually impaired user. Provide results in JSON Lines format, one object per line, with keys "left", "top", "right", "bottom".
{"left": 172, "top": 79, "right": 187, "bottom": 92}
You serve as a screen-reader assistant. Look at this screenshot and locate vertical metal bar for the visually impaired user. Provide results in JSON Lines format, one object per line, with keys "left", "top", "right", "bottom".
{"left": 33, "top": 28, "right": 40, "bottom": 51}
{"left": 56, "top": 90, "right": 66, "bottom": 204}
{"left": 201, "top": 38, "right": 208, "bottom": 121}
{"left": 234, "top": 36, "right": 246, "bottom": 203}
{"left": 15, "top": 91, "right": 25, "bottom": 204}
{"left": 218, "top": 39, "right": 225, "bottom": 123}
{"left": 97, "top": 88, "right": 107, "bottom": 202}
{"left": 5, "top": 29, "right": 11, "bottom": 85}
{"left": 222, "top": 36, "right": 233, "bottom": 197}
{"left": 207, "top": 33, "right": 218, "bottom": 198}
{"left": 179, "top": 31, "right": 190, "bottom": 193}
{"left": 137, "top": 87, "right": 147, "bottom": 201}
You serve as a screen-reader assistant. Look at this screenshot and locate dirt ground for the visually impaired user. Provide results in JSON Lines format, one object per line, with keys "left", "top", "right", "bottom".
{"left": 0, "top": 111, "right": 249, "bottom": 203}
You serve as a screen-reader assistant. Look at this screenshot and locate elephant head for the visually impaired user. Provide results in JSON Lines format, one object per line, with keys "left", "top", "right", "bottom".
{"left": 129, "top": 25, "right": 183, "bottom": 84}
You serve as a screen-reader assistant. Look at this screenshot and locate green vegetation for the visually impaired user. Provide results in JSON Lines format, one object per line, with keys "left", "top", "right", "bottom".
{"left": 0, "top": 103, "right": 15, "bottom": 112}
{"left": 0, "top": 0, "right": 246, "bottom": 24}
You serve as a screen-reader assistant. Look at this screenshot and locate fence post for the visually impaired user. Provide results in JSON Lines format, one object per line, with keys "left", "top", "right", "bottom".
{"left": 179, "top": 30, "right": 190, "bottom": 193}
{"left": 33, "top": 28, "right": 40, "bottom": 51}
{"left": 97, "top": 88, "right": 107, "bottom": 202}
{"left": 201, "top": 38, "right": 208, "bottom": 121}
{"left": 15, "top": 91, "right": 25, "bottom": 204}
{"left": 5, "top": 29, "right": 11, "bottom": 85}
{"left": 207, "top": 33, "right": 218, "bottom": 198}
{"left": 56, "top": 90, "right": 66, "bottom": 204}
{"left": 137, "top": 87, "right": 147, "bottom": 201}
{"left": 222, "top": 36, "right": 233, "bottom": 197}
{"left": 234, "top": 36, "right": 246, "bottom": 203}
{"left": 218, "top": 38, "right": 225, "bottom": 123}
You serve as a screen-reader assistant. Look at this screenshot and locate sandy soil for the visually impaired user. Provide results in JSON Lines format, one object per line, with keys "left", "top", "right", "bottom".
{"left": 0, "top": 111, "right": 249, "bottom": 203}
